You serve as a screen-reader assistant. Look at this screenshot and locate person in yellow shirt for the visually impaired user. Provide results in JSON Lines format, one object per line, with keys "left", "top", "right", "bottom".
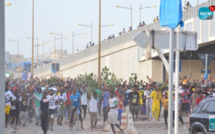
{"left": 150, "top": 87, "right": 161, "bottom": 121}
{"left": 162, "top": 91, "right": 168, "bottom": 129}
{"left": 180, "top": 73, "right": 192, "bottom": 85}
{"left": 138, "top": 86, "right": 144, "bottom": 115}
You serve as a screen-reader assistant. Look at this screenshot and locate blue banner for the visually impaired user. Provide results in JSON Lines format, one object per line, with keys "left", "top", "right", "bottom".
{"left": 159, "top": 0, "right": 184, "bottom": 29}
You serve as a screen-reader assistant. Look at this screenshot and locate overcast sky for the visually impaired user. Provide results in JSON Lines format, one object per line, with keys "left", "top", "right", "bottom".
{"left": 5, "top": 0, "right": 207, "bottom": 58}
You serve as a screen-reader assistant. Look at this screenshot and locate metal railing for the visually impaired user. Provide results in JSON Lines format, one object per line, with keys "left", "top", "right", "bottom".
{"left": 34, "top": 0, "right": 214, "bottom": 75}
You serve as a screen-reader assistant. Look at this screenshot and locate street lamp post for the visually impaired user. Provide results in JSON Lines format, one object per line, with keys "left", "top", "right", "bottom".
{"left": 97, "top": 23, "right": 114, "bottom": 84}
{"left": 41, "top": 40, "right": 52, "bottom": 62}
{"left": 116, "top": 4, "right": 133, "bottom": 28}
{"left": 78, "top": 23, "right": 93, "bottom": 43}
{"left": 50, "top": 32, "right": 64, "bottom": 58}
{"left": 51, "top": 37, "right": 66, "bottom": 60}
{"left": 32, "top": 0, "right": 35, "bottom": 77}
{"left": 42, "top": 41, "right": 45, "bottom": 62}
{"left": 54, "top": 37, "right": 56, "bottom": 59}
{"left": 8, "top": 39, "right": 19, "bottom": 64}
{"left": 98, "top": 0, "right": 101, "bottom": 86}
{"left": 139, "top": 5, "right": 156, "bottom": 23}
{"left": 35, "top": 44, "right": 41, "bottom": 66}
{"left": 27, "top": 36, "right": 39, "bottom": 67}
{"left": 72, "top": 32, "right": 86, "bottom": 54}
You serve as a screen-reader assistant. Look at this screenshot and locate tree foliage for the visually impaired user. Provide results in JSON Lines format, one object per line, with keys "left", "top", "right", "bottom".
{"left": 129, "top": 73, "right": 138, "bottom": 86}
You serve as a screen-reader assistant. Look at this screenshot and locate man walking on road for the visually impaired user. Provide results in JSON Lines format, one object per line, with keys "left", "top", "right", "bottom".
{"left": 150, "top": 87, "right": 161, "bottom": 121}
{"left": 108, "top": 90, "right": 123, "bottom": 134}
{"left": 5, "top": 80, "right": 12, "bottom": 128}
{"left": 129, "top": 85, "right": 139, "bottom": 121}
{"left": 47, "top": 89, "right": 57, "bottom": 131}
{"left": 144, "top": 85, "right": 151, "bottom": 121}
{"left": 70, "top": 89, "right": 84, "bottom": 129}
{"left": 102, "top": 88, "right": 110, "bottom": 125}
{"left": 162, "top": 91, "right": 168, "bottom": 129}
{"left": 81, "top": 86, "right": 88, "bottom": 120}
{"left": 89, "top": 91, "right": 98, "bottom": 131}
{"left": 34, "top": 90, "right": 57, "bottom": 134}
{"left": 20, "top": 91, "right": 29, "bottom": 127}
{"left": 35, "top": 87, "right": 42, "bottom": 126}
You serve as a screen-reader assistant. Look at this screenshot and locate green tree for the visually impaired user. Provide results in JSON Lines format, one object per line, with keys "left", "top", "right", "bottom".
{"left": 129, "top": 73, "right": 138, "bottom": 86}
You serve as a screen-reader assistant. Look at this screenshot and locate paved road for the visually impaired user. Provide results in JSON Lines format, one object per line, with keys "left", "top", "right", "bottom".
{"left": 12, "top": 120, "right": 189, "bottom": 134}
{"left": 8, "top": 114, "right": 190, "bottom": 134}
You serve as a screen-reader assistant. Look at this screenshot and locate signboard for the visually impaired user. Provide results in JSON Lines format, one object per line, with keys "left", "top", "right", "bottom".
{"left": 22, "top": 71, "right": 27, "bottom": 81}
{"left": 201, "top": 69, "right": 211, "bottom": 74}
{"left": 209, "top": 115, "right": 215, "bottom": 131}
{"left": 198, "top": 53, "right": 215, "bottom": 68}
{"left": 52, "top": 63, "right": 60, "bottom": 73}
{"left": 199, "top": 7, "right": 213, "bottom": 20}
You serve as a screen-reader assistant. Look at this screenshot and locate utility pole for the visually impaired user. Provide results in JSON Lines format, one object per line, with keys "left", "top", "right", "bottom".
{"left": 98, "top": 0, "right": 101, "bottom": 86}
{"left": 31, "top": 0, "right": 35, "bottom": 77}
{"left": 0, "top": 0, "right": 5, "bottom": 131}
{"left": 205, "top": 53, "right": 208, "bottom": 86}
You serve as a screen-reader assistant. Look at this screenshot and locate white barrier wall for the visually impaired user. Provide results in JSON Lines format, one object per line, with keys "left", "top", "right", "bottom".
{"left": 35, "top": 41, "right": 160, "bottom": 82}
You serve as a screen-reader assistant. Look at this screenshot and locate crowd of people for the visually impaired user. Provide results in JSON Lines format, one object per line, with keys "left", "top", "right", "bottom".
{"left": 86, "top": 42, "right": 95, "bottom": 49}
{"left": 4, "top": 72, "right": 215, "bottom": 134}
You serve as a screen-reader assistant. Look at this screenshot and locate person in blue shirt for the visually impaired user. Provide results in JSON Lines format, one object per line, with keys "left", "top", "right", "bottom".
{"left": 69, "top": 89, "right": 84, "bottom": 129}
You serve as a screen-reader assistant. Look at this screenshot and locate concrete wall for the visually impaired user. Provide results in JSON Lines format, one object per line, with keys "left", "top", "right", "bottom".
{"left": 180, "top": 60, "right": 215, "bottom": 80}
{"left": 36, "top": 39, "right": 215, "bottom": 83}
{"left": 164, "top": 60, "right": 215, "bottom": 82}
{"left": 35, "top": 41, "right": 156, "bottom": 82}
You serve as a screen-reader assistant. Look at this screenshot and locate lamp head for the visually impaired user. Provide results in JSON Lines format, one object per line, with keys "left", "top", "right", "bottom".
{"left": 5, "top": 3, "right": 12, "bottom": 6}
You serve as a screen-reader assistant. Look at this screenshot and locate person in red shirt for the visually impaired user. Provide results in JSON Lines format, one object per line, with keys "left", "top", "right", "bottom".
{"left": 117, "top": 90, "right": 124, "bottom": 125}
{"left": 196, "top": 91, "right": 204, "bottom": 106}
{"left": 181, "top": 86, "right": 190, "bottom": 116}
{"left": 65, "top": 88, "right": 72, "bottom": 122}
{"left": 115, "top": 85, "right": 120, "bottom": 98}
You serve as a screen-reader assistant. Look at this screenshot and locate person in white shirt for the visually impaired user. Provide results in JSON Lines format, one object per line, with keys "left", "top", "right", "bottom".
{"left": 56, "top": 90, "right": 67, "bottom": 125}
{"left": 144, "top": 86, "right": 151, "bottom": 120}
{"left": 81, "top": 87, "right": 88, "bottom": 119}
{"left": 34, "top": 90, "right": 57, "bottom": 134}
{"left": 89, "top": 92, "right": 98, "bottom": 131}
{"left": 5, "top": 86, "right": 13, "bottom": 127}
{"left": 108, "top": 91, "right": 123, "bottom": 134}
{"left": 47, "top": 89, "right": 57, "bottom": 130}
